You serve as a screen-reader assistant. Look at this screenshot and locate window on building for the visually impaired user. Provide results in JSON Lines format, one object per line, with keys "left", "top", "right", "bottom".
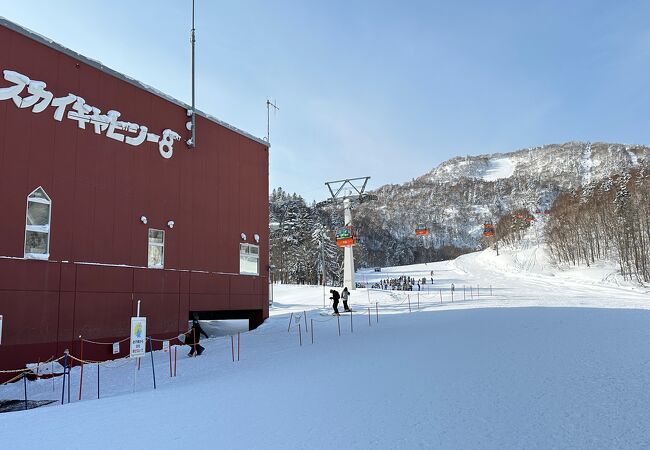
{"left": 148, "top": 229, "right": 164, "bottom": 268}
{"left": 240, "top": 243, "right": 259, "bottom": 275}
{"left": 24, "top": 187, "right": 51, "bottom": 259}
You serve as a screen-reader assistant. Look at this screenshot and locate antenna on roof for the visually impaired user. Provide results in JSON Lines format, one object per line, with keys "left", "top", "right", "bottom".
{"left": 187, "top": 0, "right": 197, "bottom": 148}
{"left": 266, "top": 99, "right": 279, "bottom": 142}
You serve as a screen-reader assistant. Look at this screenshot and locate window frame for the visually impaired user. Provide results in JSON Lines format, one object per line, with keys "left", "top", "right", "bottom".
{"left": 24, "top": 186, "right": 52, "bottom": 260}
{"left": 239, "top": 243, "right": 260, "bottom": 276}
{"left": 147, "top": 228, "right": 165, "bottom": 269}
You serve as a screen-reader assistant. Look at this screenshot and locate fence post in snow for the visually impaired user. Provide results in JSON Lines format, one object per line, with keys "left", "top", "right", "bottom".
{"left": 287, "top": 312, "right": 293, "bottom": 332}
{"left": 149, "top": 338, "right": 156, "bottom": 389}
{"left": 303, "top": 311, "right": 308, "bottom": 333}
{"left": 78, "top": 335, "right": 84, "bottom": 401}
{"left": 368, "top": 307, "right": 371, "bottom": 326}
{"left": 417, "top": 292, "right": 420, "bottom": 309}
{"left": 238, "top": 332, "right": 241, "bottom": 361}
{"left": 61, "top": 349, "right": 68, "bottom": 405}
{"left": 231, "top": 335, "right": 235, "bottom": 362}
{"left": 350, "top": 311, "right": 353, "bottom": 333}
{"left": 311, "top": 319, "right": 314, "bottom": 344}
{"left": 375, "top": 302, "right": 379, "bottom": 323}
{"left": 298, "top": 324, "right": 302, "bottom": 346}
{"left": 337, "top": 314, "right": 341, "bottom": 336}
{"left": 408, "top": 294, "right": 411, "bottom": 313}
{"left": 97, "top": 364, "right": 100, "bottom": 399}
{"left": 23, "top": 373, "right": 27, "bottom": 410}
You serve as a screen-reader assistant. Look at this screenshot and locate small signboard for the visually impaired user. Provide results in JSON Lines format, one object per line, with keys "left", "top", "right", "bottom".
{"left": 112, "top": 342, "right": 120, "bottom": 355}
{"left": 335, "top": 227, "right": 352, "bottom": 240}
{"left": 0, "top": 315, "right": 3, "bottom": 345}
{"left": 162, "top": 340, "right": 170, "bottom": 353}
{"left": 129, "top": 317, "right": 147, "bottom": 358}
{"left": 336, "top": 237, "right": 355, "bottom": 247}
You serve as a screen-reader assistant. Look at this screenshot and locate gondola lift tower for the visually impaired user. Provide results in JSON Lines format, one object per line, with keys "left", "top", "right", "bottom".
{"left": 322, "top": 177, "right": 377, "bottom": 291}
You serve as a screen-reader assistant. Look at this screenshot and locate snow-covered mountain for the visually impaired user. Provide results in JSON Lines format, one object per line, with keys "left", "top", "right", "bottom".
{"left": 354, "top": 141, "right": 650, "bottom": 267}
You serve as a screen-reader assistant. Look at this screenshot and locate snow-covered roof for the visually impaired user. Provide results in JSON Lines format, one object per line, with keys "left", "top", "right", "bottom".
{"left": 0, "top": 16, "right": 270, "bottom": 148}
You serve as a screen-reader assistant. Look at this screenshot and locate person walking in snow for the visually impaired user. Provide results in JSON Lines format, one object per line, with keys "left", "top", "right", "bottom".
{"left": 329, "top": 289, "right": 341, "bottom": 315}
{"left": 341, "top": 287, "right": 352, "bottom": 312}
{"left": 186, "top": 313, "right": 209, "bottom": 356}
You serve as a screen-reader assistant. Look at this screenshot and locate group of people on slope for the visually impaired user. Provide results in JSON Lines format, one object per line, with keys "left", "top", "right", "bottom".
{"left": 329, "top": 287, "right": 351, "bottom": 315}
{"left": 374, "top": 275, "right": 434, "bottom": 291}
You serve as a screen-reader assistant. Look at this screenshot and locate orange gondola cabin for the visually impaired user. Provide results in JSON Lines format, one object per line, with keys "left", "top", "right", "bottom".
{"left": 335, "top": 226, "right": 357, "bottom": 247}
{"left": 415, "top": 224, "right": 429, "bottom": 236}
{"left": 483, "top": 223, "right": 495, "bottom": 237}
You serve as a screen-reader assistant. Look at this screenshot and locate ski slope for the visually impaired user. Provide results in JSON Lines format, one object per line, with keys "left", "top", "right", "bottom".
{"left": 1, "top": 246, "right": 649, "bottom": 449}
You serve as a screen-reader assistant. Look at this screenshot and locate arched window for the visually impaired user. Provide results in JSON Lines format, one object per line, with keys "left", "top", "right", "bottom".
{"left": 24, "top": 187, "right": 51, "bottom": 259}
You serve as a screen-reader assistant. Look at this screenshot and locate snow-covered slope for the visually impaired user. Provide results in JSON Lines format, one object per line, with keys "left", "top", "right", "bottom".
{"left": 2, "top": 247, "right": 649, "bottom": 449}
{"left": 354, "top": 141, "right": 650, "bottom": 267}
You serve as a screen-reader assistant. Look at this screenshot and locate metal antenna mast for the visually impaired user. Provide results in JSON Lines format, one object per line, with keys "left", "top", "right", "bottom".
{"left": 321, "top": 177, "right": 377, "bottom": 291}
{"left": 188, "top": 0, "right": 197, "bottom": 148}
{"left": 266, "top": 99, "right": 279, "bottom": 142}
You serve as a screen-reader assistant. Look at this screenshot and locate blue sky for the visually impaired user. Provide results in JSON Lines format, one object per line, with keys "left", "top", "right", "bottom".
{"left": 3, "top": 1, "right": 650, "bottom": 201}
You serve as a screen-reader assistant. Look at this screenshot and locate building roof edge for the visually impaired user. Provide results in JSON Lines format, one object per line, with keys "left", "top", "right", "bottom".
{"left": 0, "top": 16, "right": 270, "bottom": 148}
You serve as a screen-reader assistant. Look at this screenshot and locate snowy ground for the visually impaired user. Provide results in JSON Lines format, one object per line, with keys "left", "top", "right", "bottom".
{"left": 1, "top": 245, "right": 650, "bottom": 449}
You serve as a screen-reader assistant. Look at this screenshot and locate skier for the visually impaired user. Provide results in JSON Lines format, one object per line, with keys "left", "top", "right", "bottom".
{"left": 186, "top": 313, "right": 209, "bottom": 356}
{"left": 329, "top": 289, "right": 341, "bottom": 315}
{"left": 341, "top": 287, "right": 352, "bottom": 312}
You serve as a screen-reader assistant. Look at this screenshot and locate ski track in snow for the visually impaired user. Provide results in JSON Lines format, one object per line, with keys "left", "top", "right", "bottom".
{"left": 1, "top": 246, "right": 649, "bottom": 449}
{"left": 480, "top": 157, "right": 514, "bottom": 181}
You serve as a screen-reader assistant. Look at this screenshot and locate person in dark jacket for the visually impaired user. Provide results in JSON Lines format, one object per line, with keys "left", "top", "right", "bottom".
{"left": 187, "top": 313, "right": 209, "bottom": 356}
{"left": 341, "top": 287, "right": 351, "bottom": 312}
{"left": 329, "top": 289, "right": 341, "bottom": 315}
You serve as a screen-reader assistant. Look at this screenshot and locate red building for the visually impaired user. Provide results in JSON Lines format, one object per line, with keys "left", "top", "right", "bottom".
{"left": 0, "top": 18, "right": 270, "bottom": 377}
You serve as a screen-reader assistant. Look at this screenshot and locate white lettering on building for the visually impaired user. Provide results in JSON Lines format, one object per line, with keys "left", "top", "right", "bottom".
{"left": 0, "top": 69, "right": 181, "bottom": 159}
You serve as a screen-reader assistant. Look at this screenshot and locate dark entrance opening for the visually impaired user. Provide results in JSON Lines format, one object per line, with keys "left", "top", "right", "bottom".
{"left": 189, "top": 309, "right": 265, "bottom": 333}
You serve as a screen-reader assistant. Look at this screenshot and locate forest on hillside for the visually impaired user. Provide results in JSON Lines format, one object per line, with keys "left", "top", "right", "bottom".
{"left": 545, "top": 168, "right": 650, "bottom": 283}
